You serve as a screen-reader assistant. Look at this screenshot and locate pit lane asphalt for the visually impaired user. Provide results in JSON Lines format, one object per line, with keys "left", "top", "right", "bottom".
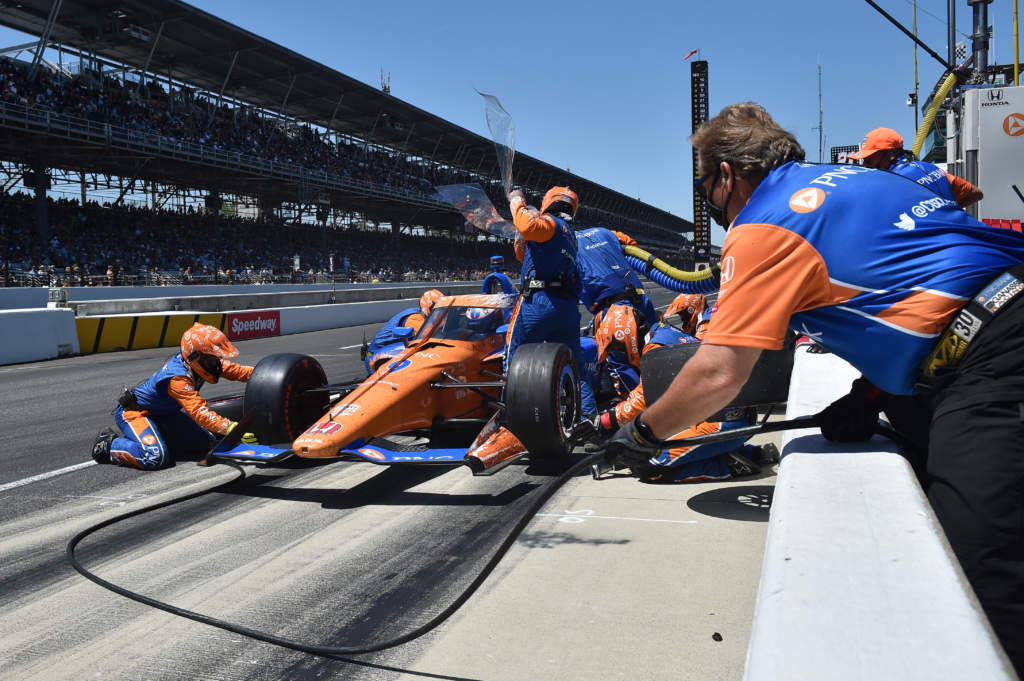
{"left": 0, "top": 287, "right": 775, "bottom": 681}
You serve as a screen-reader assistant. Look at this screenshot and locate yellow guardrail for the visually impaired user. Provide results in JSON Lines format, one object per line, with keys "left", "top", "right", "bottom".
{"left": 75, "top": 313, "right": 226, "bottom": 355}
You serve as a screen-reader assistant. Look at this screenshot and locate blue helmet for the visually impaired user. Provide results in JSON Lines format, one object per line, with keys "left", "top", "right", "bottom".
{"left": 489, "top": 255, "right": 504, "bottom": 271}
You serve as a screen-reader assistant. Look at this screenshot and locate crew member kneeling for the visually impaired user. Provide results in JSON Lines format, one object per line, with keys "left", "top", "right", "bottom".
{"left": 90, "top": 323, "right": 256, "bottom": 469}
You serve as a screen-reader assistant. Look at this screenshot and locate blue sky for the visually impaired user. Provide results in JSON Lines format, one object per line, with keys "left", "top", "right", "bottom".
{"left": 1, "top": 1, "right": 1020, "bottom": 244}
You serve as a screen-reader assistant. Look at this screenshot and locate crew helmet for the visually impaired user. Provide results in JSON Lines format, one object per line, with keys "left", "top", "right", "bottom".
{"left": 180, "top": 322, "right": 238, "bottom": 383}
{"left": 420, "top": 288, "right": 444, "bottom": 317}
{"left": 489, "top": 255, "right": 504, "bottom": 271}
{"left": 594, "top": 303, "right": 642, "bottom": 367}
{"left": 541, "top": 186, "right": 579, "bottom": 217}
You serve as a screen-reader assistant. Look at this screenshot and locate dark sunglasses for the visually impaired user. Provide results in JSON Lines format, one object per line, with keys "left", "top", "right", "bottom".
{"left": 693, "top": 170, "right": 719, "bottom": 199}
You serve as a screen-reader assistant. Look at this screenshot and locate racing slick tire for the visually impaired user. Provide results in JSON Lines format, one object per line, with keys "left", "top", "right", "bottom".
{"left": 506, "top": 342, "right": 579, "bottom": 462}
{"left": 640, "top": 332, "right": 795, "bottom": 414}
{"left": 243, "top": 353, "right": 329, "bottom": 445}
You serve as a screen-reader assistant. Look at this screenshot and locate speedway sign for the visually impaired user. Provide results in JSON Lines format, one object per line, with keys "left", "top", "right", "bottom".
{"left": 227, "top": 311, "right": 281, "bottom": 340}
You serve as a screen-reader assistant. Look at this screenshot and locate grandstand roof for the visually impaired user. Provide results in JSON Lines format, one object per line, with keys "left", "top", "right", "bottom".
{"left": 0, "top": 0, "right": 692, "bottom": 239}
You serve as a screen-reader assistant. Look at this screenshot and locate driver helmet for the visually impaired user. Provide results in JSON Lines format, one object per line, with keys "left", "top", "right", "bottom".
{"left": 541, "top": 185, "right": 578, "bottom": 217}
{"left": 489, "top": 255, "right": 504, "bottom": 271}
{"left": 180, "top": 322, "right": 238, "bottom": 383}
{"left": 420, "top": 289, "right": 444, "bottom": 317}
{"left": 464, "top": 306, "right": 501, "bottom": 335}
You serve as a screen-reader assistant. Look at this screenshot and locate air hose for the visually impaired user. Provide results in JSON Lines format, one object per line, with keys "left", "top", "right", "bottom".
{"left": 911, "top": 70, "right": 960, "bottom": 158}
{"left": 623, "top": 245, "right": 719, "bottom": 295}
{"left": 67, "top": 451, "right": 606, "bottom": 657}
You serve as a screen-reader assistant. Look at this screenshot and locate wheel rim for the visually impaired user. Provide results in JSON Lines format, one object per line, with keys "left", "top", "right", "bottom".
{"left": 556, "top": 365, "right": 577, "bottom": 438}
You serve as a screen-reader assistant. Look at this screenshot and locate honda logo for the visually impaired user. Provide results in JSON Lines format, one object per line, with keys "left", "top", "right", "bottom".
{"left": 988, "top": 89, "right": 1004, "bottom": 102}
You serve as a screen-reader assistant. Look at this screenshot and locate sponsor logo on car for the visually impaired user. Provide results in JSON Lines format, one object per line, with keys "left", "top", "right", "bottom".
{"left": 307, "top": 421, "right": 343, "bottom": 435}
{"left": 330, "top": 403, "right": 361, "bottom": 417}
{"left": 387, "top": 359, "right": 412, "bottom": 372}
{"left": 358, "top": 448, "right": 387, "bottom": 461}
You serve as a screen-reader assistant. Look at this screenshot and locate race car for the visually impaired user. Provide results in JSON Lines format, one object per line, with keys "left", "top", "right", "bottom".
{"left": 205, "top": 294, "right": 586, "bottom": 475}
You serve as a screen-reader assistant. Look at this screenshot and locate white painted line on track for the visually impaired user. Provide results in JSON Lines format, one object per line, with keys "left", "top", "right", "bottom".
{"left": 535, "top": 512, "right": 697, "bottom": 524}
{"left": 338, "top": 343, "right": 365, "bottom": 349}
{"left": 0, "top": 461, "right": 96, "bottom": 492}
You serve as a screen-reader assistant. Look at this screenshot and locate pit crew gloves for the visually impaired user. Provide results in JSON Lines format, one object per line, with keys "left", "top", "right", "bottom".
{"left": 816, "top": 376, "right": 889, "bottom": 442}
{"left": 603, "top": 415, "right": 664, "bottom": 468}
{"left": 227, "top": 421, "right": 260, "bottom": 445}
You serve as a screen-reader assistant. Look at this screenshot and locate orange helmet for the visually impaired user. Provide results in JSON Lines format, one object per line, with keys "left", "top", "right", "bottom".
{"left": 420, "top": 289, "right": 444, "bottom": 317}
{"left": 594, "top": 303, "right": 642, "bottom": 367}
{"left": 665, "top": 293, "right": 707, "bottom": 336}
{"left": 180, "top": 322, "right": 238, "bottom": 383}
{"left": 541, "top": 186, "right": 578, "bottom": 217}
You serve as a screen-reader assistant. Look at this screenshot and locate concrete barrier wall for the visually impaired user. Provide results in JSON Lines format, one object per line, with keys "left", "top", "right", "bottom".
{"left": 0, "top": 281, "right": 468, "bottom": 310}
{"left": 0, "top": 308, "right": 80, "bottom": 364}
{"left": 743, "top": 347, "right": 1016, "bottom": 681}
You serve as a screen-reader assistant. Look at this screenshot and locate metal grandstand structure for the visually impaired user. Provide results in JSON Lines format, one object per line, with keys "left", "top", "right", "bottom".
{"left": 0, "top": 0, "right": 693, "bottom": 251}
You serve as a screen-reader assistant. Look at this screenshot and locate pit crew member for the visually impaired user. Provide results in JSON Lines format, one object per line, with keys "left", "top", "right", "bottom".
{"left": 606, "top": 102, "right": 1024, "bottom": 671}
{"left": 595, "top": 296, "right": 771, "bottom": 482}
{"left": 505, "top": 185, "right": 592, "bottom": 413}
{"left": 849, "top": 126, "right": 983, "bottom": 207}
{"left": 91, "top": 323, "right": 256, "bottom": 469}
{"left": 468, "top": 186, "right": 589, "bottom": 464}
{"left": 576, "top": 225, "right": 658, "bottom": 398}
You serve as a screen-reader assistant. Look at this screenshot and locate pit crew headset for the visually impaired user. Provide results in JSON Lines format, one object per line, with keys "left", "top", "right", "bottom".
{"left": 180, "top": 322, "right": 239, "bottom": 384}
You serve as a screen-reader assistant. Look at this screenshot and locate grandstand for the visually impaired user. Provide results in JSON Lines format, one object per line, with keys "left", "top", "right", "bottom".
{"left": 0, "top": 0, "right": 695, "bottom": 284}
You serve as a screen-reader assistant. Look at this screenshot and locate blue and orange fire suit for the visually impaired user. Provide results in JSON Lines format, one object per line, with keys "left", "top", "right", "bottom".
{"left": 889, "top": 156, "right": 978, "bottom": 206}
{"left": 507, "top": 200, "right": 594, "bottom": 413}
{"left": 611, "top": 321, "right": 754, "bottom": 482}
{"left": 111, "top": 353, "right": 253, "bottom": 469}
{"left": 705, "top": 160, "right": 1024, "bottom": 663}
{"left": 576, "top": 226, "right": 657, "bottom": 398}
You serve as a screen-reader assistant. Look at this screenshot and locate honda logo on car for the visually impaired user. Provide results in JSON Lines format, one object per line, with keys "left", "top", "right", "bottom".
{"left": 227, "top": 311, "right": 281, "bottom": 340}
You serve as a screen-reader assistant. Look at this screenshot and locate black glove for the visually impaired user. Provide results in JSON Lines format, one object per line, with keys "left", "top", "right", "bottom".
{"left": 816, "top": 377, "right": 889, "bottom": 442}
{"left": 603, "top": 415, "right": 664, "bottom": 469}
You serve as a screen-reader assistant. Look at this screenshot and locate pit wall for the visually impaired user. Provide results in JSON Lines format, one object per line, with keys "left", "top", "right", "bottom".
{"left": 0, "top": 281, "right": 450, "bottom": 311}
{"left": 0, "top": 308, "right": 79, "bottom": 364}
{"left": 743, "top": 346, "right": 1017, "bottom": 681}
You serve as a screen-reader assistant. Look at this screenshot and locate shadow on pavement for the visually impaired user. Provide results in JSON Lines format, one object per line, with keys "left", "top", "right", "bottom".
{"left": 686, "top": 484, "right": 774, "bottom": 522}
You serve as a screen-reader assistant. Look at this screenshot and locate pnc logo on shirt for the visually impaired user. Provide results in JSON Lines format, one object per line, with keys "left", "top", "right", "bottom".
{"left": 789, "top": 187, "right": 826, "bottom": 213}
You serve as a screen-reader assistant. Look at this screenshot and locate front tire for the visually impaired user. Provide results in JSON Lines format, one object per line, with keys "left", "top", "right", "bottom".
{"left": 506, "top": 343, "right": 579, "bottom": 461}
{"left": 243, "top": 353, "right": 328, "bottom": 445}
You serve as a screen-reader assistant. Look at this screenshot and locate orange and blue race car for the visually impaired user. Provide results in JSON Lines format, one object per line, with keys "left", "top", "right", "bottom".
{"left": 205, "top": 294, "right": 588, "bottom": 475}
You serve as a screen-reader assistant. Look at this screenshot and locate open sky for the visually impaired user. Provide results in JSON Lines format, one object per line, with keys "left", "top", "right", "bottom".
{"left": 1, "top": 1, "right": 1020, "bottom": 244}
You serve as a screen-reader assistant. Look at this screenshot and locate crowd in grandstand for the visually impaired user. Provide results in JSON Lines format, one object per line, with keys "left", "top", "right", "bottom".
{"left": 0, "top": 56, "right": 490, "bottom": 200}
{"left": 0, "top": 192, "right": 518, "bottom": 287}
{"left": 0, "top": 55, "right": 685, "bottom": 288}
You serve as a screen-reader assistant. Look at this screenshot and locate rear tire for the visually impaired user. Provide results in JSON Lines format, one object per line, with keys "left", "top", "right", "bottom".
{"left": 506, "top": 343, "right": 579, "bottom": 461}
{"left": 243, "top": 353, "right": 328, "bottom": 445}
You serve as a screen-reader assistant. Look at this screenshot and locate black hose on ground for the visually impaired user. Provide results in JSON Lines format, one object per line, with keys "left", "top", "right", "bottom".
{"left": 67, "top": 451, "right": 604, "bottom": 657}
